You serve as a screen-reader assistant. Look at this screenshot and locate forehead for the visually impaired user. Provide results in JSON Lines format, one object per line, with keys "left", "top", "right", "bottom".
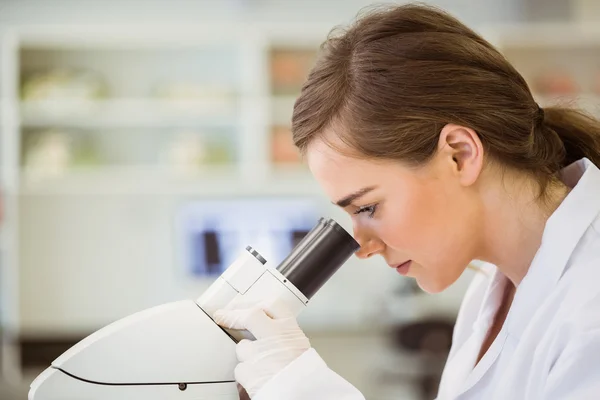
{"left": 307, "top": 138, "right": 369, "bottom": 176}
{"left": 306, "top": 137, "right": 396, "bottom": 201}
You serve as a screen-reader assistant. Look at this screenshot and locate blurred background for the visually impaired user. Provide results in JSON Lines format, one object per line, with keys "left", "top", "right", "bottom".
{"left": 0, "top": 0, "right": 599, "bottom": 399}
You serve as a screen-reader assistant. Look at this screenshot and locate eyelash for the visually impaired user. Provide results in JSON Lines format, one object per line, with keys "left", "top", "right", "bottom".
{"left": 354, "top": 204, "right": 378, "bottom": 218}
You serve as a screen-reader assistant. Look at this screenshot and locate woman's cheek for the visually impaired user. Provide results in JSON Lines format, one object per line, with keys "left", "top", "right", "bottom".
{"left": 376, "top": 204, "right": 414, "bottom": 249}
{"left": 391, "top": 193, "right": 440, "bottom": 251}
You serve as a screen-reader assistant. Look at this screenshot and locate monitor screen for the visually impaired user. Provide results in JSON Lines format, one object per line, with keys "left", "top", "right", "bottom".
{"left": 177, "top": 197, "right": 320, "bottom": 276}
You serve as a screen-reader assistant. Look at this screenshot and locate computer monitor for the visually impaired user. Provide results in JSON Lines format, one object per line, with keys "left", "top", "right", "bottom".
{"left": 177, "top": 197, "right": 320, "bottom": 276}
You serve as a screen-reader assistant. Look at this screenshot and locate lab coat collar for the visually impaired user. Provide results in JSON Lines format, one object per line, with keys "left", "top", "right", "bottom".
{"left": 506, "top": 158, "right": 600, "bottom": 338}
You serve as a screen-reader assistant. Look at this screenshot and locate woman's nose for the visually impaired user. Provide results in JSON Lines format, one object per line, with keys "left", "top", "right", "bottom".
{"left": 355, "top": 239, "right": 385, "bottom": 259}
{"left": 353, "top": 226, "right": 385, "bottom": 259}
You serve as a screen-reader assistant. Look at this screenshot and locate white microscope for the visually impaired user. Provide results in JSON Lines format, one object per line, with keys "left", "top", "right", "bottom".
{"left": 28, "top": 217, "right": 359, "bottom": 399}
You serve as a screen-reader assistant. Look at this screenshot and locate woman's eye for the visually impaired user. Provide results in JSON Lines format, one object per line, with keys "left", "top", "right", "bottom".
{"left": 354, "top": 204, "right": 378, "bottom": 218}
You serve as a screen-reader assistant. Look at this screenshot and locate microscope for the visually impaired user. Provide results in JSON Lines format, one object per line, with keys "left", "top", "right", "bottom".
{"left": 28, "top": 217, "right": 359, "bottom": 399}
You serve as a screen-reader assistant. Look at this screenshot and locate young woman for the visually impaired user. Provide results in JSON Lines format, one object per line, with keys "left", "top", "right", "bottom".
{"left": 216, "top": 3, "right": 600, "bottom": 399}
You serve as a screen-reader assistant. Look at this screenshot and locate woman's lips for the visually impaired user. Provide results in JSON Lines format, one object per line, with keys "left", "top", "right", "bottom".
{"left": 395, "top": 260, "right": 412, "bottom": 276}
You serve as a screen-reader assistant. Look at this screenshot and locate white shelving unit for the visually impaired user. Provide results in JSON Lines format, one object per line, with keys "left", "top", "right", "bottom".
{"left": 19, "top": 98, "right": 238, "bottom": 128}
{"left": 1, "top": 23, "right": 334, "bottom": 193}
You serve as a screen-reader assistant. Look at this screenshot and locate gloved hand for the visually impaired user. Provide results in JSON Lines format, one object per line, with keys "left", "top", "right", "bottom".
{"left": 214, "top": 299, "right": 311, "bottom": 398}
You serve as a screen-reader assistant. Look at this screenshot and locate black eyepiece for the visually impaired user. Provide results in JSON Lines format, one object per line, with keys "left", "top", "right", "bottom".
{"left": 276, "top": 218, "right": 360, "bottom": 299}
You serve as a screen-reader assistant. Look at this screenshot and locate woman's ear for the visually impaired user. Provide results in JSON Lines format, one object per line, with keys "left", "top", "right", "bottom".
{"left": 437, "top": 123, "right": 484, "bottom": 186}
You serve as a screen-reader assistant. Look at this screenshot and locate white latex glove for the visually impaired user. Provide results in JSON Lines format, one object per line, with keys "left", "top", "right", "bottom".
{"left": 214, "top": 299, "right": 311, "bottom": 398}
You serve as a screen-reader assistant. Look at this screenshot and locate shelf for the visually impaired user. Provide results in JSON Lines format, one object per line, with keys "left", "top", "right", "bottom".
{"left": 16, "top": 95, "right": 305, "bottom": 129}
{"left": 20, "top": 98, "right": 239, "bottom": 129}
{"left": 16, "top": 24, "right": 249, "bottom": 49}
{"left": 18, "top": 166, "right": 321, "bottom": 196}
{"left": 20, "top": 165, "right": 236, "bottom": 195}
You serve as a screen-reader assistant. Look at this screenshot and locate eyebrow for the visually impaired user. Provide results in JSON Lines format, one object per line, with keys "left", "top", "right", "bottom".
{"left": 334, "top": 186, "right": 377, "bottom": 208}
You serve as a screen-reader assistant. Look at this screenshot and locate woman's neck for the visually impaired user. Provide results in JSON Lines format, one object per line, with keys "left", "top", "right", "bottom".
{"left": 477, "top": 176, "right": 570, "bottom": 286}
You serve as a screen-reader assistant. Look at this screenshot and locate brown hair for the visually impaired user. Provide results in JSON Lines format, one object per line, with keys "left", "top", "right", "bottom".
{"left": 292, "top": 3, "right": 600, "bottom": 194}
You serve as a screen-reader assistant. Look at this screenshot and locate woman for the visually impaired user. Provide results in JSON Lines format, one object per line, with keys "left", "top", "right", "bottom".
{"left": 215, "top": 3, "right": 600, "bottom": 399}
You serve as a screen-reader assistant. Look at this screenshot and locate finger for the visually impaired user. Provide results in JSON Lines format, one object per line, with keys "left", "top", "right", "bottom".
{"left": 239, "top": 307, "right": 275, "bottom": 338}
{"left": 258, "top": 298, "right": 295, "bottom": 320}
{"left": 223, "top": 296, "right": 261, "bottom": 311}
{"left": 214, "top": 307, "right": 274, "bottom": 339}
{"left": 213, "top": 309, "right": 247, "bottom": 329}
{"left": 234, "top": 362, "right": 253, "bottom": 387}
{"left": 236, "top": 339, "right": 256, "bottom": 362}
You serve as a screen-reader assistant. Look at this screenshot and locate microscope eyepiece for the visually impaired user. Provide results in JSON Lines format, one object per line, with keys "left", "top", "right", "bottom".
{"left": 276, "top": 218, "right": 360, "bottom": 299}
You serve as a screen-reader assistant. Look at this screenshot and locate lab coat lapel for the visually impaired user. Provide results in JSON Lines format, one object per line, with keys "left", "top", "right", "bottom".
{"left": 441, "top": 268, "right": 507, "bottom": 398}
{"left": 457, "top": 270, "right": 508, "bottom": 395}
{"left": 442, "top": 324, "right": 506, "bottom": 398}
{"left": 438, "top": 331, "right": 481, "bottom": 397}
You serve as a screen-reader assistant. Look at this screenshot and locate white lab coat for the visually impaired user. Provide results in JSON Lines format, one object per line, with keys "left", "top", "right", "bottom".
{"left": 254, "top": 158, "right": 600, "bottom": 400}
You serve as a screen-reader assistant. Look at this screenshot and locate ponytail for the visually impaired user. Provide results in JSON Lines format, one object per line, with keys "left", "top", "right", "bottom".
{"left": 543, "top": 107, "right": 600, "bottom": 169}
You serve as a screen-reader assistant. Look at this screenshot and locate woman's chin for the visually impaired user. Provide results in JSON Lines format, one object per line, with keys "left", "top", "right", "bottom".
{"left": 415, "top": 277, "right": 451, "bottom": 294}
